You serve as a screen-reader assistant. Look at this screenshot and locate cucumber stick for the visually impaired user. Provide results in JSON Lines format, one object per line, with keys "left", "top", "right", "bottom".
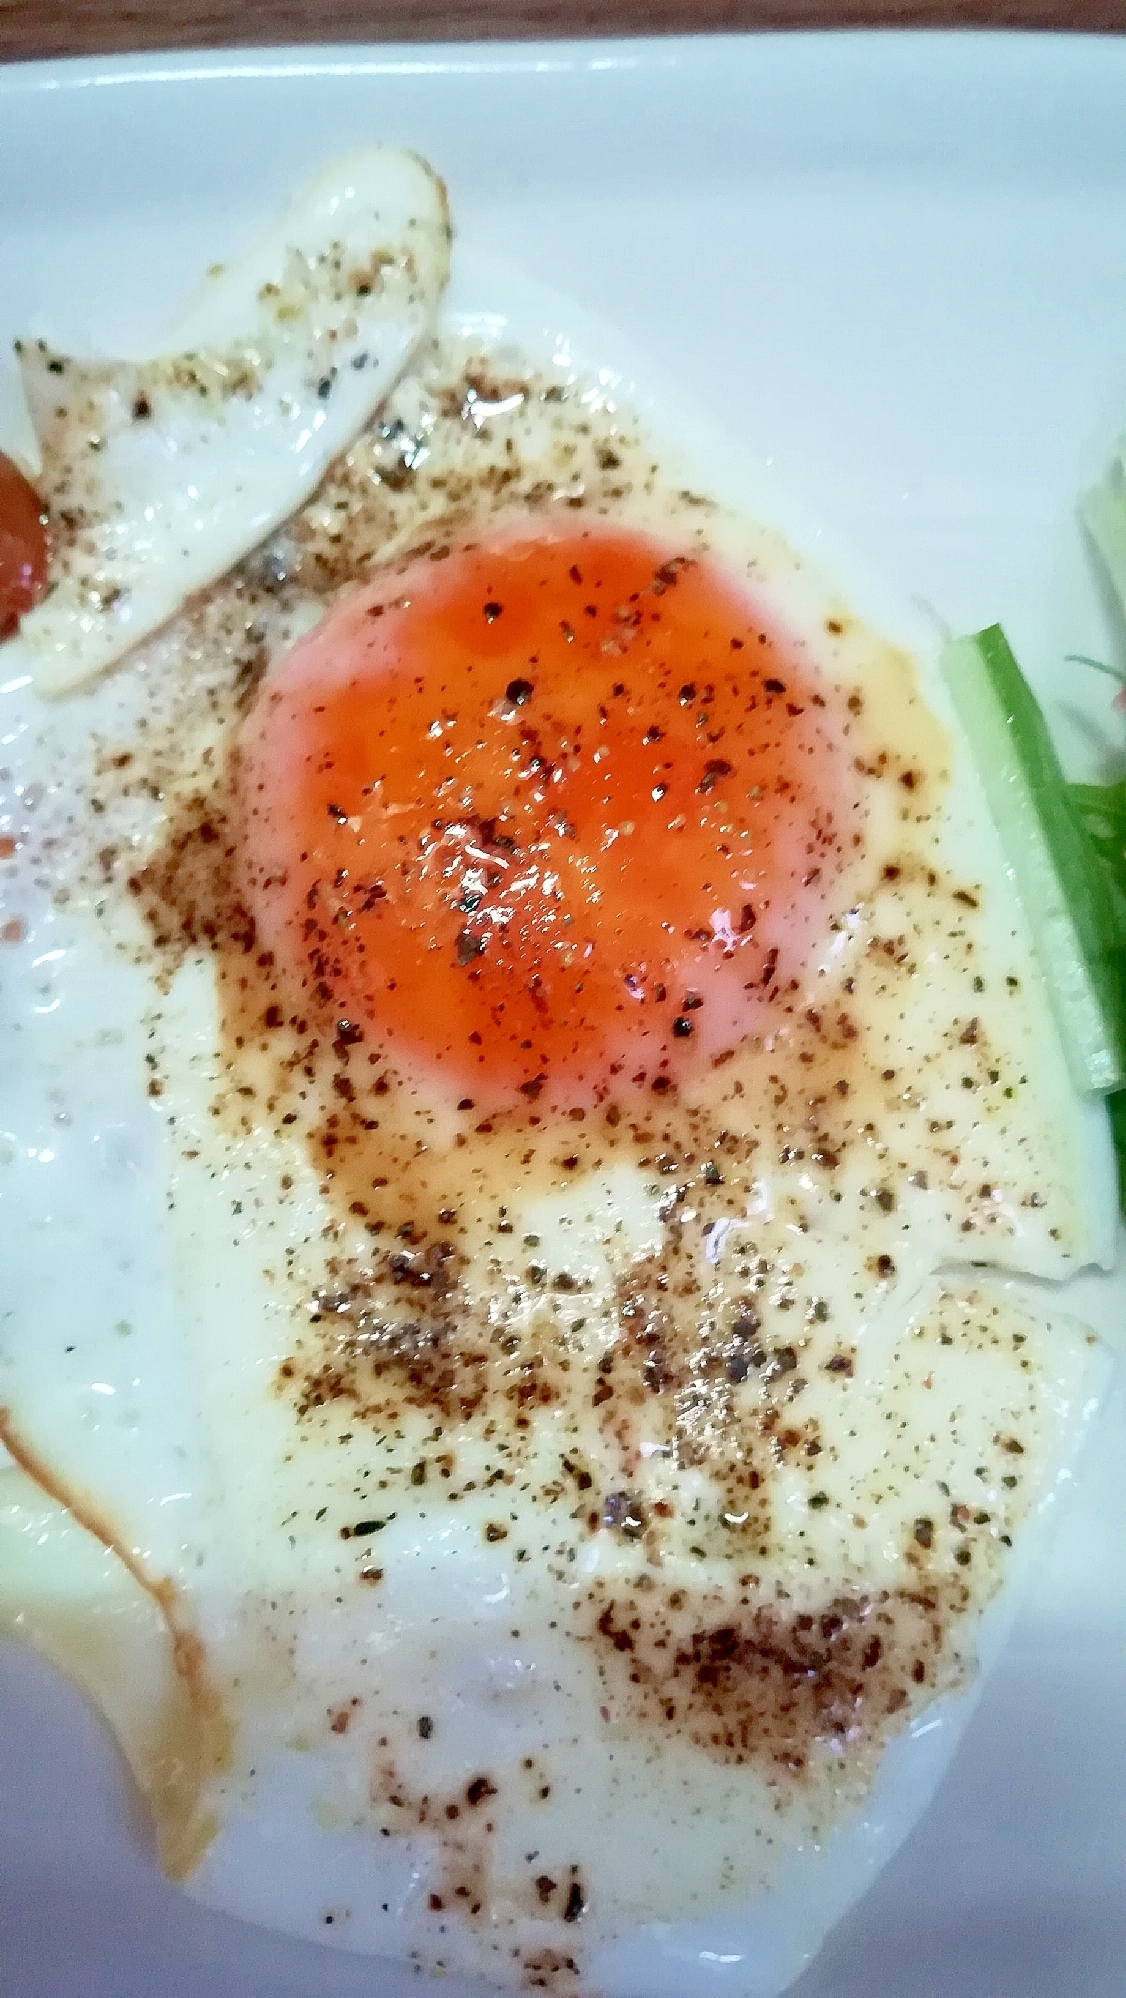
{"left": 941, "top": 624, "right": 1126, "bottom": 1096}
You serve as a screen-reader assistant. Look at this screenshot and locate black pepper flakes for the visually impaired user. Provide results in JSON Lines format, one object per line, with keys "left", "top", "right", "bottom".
{"left": 456, "top": 930, "right": 485, "bottom": 966}
{"left": 697, "top": 758, "right": 734, "bottom": 794}
{"left": 341, "top": 1517, "right": 389, "bottom": 1540}
{"left": 562, "top": 1881, "right": 586, "bottom": 1923}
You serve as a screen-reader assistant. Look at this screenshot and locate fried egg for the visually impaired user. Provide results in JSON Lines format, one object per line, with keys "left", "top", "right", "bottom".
{"left": 0, "top": 162, "right": 1117, "bottom": 1998}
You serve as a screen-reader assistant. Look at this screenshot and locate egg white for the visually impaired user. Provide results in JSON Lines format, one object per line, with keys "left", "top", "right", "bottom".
{"left": 0, "top": 200, "right": 1119, "bottom": 1998}
{"left": 5, "top": 148, "right": 450, "bottom": 698}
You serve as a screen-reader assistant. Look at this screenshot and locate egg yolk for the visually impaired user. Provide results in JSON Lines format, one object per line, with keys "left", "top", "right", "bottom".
{"left": 0, "top": 451, "right": 49, "bottom": 639}
{"left": 240, "top": 526, "right": 853, "bottom": 1108}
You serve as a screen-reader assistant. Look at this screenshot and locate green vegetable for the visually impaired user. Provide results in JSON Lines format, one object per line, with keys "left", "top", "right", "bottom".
{"left": 941, "top": 624, "right": 1126, "bottom": 1096}
{"left": 1068, "top": 777, "right": 1126, "bottom": 898}
{"left": 1107, "top": 1087, "right": 1126, "bottom": 1216}
{"left": 1068, "top": 779, "right": 1126, "bottom": 1203}
{"left": 1080, "top": 468, "right": 1126, "bottom": 626}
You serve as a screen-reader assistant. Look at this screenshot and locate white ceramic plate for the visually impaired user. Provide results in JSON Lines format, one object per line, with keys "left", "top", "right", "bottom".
{"left": 1, "top": 31, "right": 1125, "bottom": 1998}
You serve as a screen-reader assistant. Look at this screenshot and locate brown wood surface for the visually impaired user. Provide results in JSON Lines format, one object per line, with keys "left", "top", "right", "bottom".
{"left": 0, "top": 0, "right": 1121, "bottom": 65}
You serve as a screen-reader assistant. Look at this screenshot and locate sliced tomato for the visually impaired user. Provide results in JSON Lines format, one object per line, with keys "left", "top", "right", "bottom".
{"left": 0, "top": 451, "right": 49, "bottom": 638}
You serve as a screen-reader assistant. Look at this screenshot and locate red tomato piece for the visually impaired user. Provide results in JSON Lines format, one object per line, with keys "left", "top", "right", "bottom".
{"left": 0, "top": 451, "right": 49, "bottom": 639}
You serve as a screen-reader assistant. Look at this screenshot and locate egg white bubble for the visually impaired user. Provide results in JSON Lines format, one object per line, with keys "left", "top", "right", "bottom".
{"left": 0, "top": 196, "right": 1121, "bottom": 1998}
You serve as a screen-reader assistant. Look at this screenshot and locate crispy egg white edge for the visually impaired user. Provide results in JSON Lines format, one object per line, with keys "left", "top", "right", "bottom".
{"left": 0, "top": 225, "right": 1121, "bottom": 1998}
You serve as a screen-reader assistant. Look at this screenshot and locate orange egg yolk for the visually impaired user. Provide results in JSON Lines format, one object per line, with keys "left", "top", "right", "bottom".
{"left": 239, "top": 526, "right": 854, "bottom": 1109}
